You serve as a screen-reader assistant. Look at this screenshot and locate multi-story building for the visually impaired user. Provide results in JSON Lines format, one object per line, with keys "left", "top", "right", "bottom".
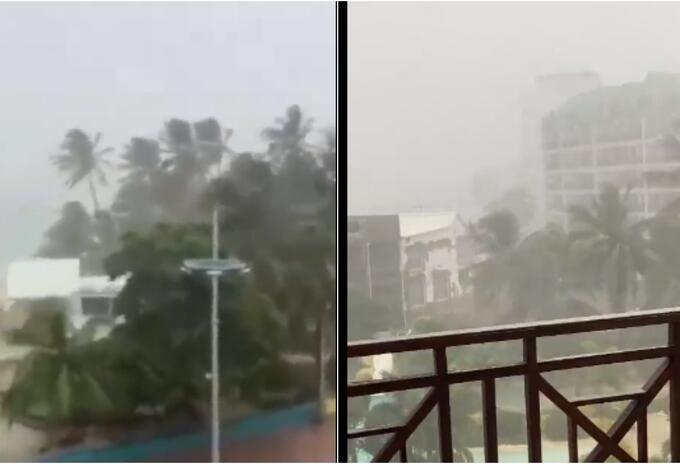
{"left": 540, "top": 72, "right": 680, "bottom": 226}
{"left": 348, "top": 212, "right": 461, "bottom": 327}
{"left": 521, "top": 72, "right": 602, "bottom": 229}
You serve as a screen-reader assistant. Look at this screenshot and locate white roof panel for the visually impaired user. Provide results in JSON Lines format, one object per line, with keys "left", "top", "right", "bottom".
{"left": 398, "top": 212, "right": 456, "bottom": 238}
{"left": 7, "top": 259, "right": 80, "bottom": 299}
{"left": 78, "top": 275, "right": 129, "bottom": 297}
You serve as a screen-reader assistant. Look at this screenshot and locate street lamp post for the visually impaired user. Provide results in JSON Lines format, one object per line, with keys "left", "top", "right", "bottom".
{"left": 183, "top": 209, "right": 248, "bottom": 463}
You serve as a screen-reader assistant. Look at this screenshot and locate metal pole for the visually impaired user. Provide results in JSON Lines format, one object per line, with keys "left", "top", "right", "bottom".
{"left": 211, "top": 205, "right": 220, "bottom": 463}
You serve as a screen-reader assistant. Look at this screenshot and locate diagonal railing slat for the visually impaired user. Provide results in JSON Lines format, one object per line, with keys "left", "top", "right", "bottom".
{"left": 373, "top": 389, "right": 438, "bottom": 462}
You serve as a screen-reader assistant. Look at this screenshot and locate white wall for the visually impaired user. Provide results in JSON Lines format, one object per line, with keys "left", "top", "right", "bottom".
{"left": 399, "top": 223, "right": 461, "bottom": 312}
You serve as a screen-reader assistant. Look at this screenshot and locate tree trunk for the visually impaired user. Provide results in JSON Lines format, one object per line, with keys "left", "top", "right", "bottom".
{"left": 88, "top": 175, "right": 100, "bottom": 213}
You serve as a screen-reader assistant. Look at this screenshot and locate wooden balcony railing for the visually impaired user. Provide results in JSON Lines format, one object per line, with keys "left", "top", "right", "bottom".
{"left": 347, "top": 307, "right": 680, "bottom": 462}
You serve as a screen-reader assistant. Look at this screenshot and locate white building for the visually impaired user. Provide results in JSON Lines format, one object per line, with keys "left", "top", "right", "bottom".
{"left": 399, "top": 212, "right": 461, "bottom": 315}
{"left": 4, "top": 258, "right": 128, "bottom": 330}
{"left": 541, "top": 72, "right": 680, "bottom": 226}
{"left": 348, "top": 211, "right": 462, "bottom": 326}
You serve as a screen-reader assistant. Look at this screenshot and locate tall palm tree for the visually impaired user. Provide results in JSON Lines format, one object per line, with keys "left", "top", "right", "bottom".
{"left": 193, "top": 118, "right": 235, "bottom": 175}
{"left": 52, "top": 129, "right": 113, "bottom": 212}
{"left": 262, "top": 105, "right": 313, "bottom": 167}
{"left": 119, "top": 137, "right": 161, "bottom": 183}
{"left": 113, "top": 137, "right": 162, "bottom": 232}
{"left": 470, "top": 210, "right": 524, "bottom": 320}
{"left": 567, "top": 184, "right": 654, "bottom": 312}
{"left": 471, "top": 210, "right": 601, "bottom": 322}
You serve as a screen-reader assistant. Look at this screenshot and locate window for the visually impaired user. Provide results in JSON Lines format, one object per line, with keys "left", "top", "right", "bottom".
{"left": 564, "top": 194, "right": 596, "bottom": 209}
{"left": 545, "top": 174, "right": 561, "bottom": 190}
{"left": 648, "top": 192, "right": 680, "bottom": 213}
{"left": 432, "top": 270, "right": 451, "bottom": 301}
{"left": 562, "top": 173, "right": 595, "bottom": 190}
{"left": 598, "top": 170, "right": 641, "bottom": 189}
{"left": 560, "top": 150, "right": 592, "bottom": 169}
{"left": 646, "top": 170, "right": 680, "bottom": 188}
{"left": 81, "top": 297, "right": 112, "bottom": 317}
{"left": 547, "top": 194, "right": 563, "bottom": 210}
{"left": 544, "top": 152, "right": 561, "bottom": 170}
{"left": 596, "top": 145, "right": 642, "bottom": 167}
{"left": 646, "top": 138, "right": 680, "bottom": 164}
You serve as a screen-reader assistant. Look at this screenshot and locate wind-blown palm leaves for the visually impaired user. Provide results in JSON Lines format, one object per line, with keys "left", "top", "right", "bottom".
{"left": 51, "top": 130, "right": 113, "bottom": 212}
{"left": 262, "top": 104, "right": 313, "bottom": 166}
{"left": 1, "top": 302, "right": 128, "bottom": 427}
{"left": 113, "top": 138, "right": 162, "bottom": 233}
{"left": 37, "top": 202, "right": 93, "bottom": 259}
{"left": 471, "top": 183, "right": 680, "bottom": 322}
{"left": 568, "top": 185, "right": 654, "bottom": 312}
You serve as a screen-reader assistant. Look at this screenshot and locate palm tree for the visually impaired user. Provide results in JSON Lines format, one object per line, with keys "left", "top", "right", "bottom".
{"left": 37, "top": 201, "right": 93, "bottom": 259}
{"left": 193, "top": 118, "right": 235, "bottom": 175}
{"left": 119, "top": 137, "right": 161, "bottom": 183}
{"left": 114, "top": 137, "right": 162, "bottom": 232}
{"left": 470, "top": 210, "right": 602, "bottom": 323}
{"left": 2, "top": 302, "right": 123, "bottom": 429}
{"left": 52, "top": 129, "right": 113, "bottom": 212}
{"left": 262, "top": 105, "right": 313, "bottom": 167}
{"left": 567, "top": 184, "right": 654, "bottom": 312}
{"left": 470, "top": 210, "right": 525, "bottom": 320}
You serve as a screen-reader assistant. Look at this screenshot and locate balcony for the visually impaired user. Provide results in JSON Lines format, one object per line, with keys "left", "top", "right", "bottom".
{"left": 347, "top": 308, "right": 680, "bottom": 462}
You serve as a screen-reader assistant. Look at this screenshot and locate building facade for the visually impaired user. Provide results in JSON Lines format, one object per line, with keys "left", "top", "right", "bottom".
{"left": 4, "top": 258, "right": 128, "bottom": 330}
{"left": 521, "top": 72, "right": 602, "bottom": 229}
{"left": 541, "top": 72, "right": 680, "bottom": 226}
{"left": 348, "top": 212, "right": 461, "bottom": 327}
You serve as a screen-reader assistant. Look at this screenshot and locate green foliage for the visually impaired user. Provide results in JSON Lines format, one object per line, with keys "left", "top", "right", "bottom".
{"left": 2, "top": 307, "right": 141, "bottom": 427}
{"left": 469, "top": 182, "right": 680, "bottom": 323}
{"left": 10, "top": 106, "right": 335, "bottom": 433}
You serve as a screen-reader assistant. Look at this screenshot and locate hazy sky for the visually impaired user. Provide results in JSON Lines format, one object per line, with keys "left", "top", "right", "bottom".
{"left": 0, "top": 2, "right": 334, "bottom": 286}
{"left": 348, "top": 2, "right": 680, "bottom": 217}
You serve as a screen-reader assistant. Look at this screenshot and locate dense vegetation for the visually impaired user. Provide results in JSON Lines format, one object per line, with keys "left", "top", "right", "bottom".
{"left": 1, "top": 105, "right": 335, "bottom": 447}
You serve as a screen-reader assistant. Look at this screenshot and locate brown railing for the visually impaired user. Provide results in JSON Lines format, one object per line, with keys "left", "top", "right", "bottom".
{"left": 347, "top": 308, "right": 680, "bottom": 462}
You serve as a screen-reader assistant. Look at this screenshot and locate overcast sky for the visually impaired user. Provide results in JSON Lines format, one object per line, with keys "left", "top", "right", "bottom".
{"left": 0, "top": 2, "right": 334, "bottom": 286}
{"left": 348, "top": 2, "right": 680, "bottom": 217}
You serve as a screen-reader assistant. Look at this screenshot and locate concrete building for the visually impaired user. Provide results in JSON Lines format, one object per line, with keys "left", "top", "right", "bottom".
{"left": 348, "top": 212, "right": 461, "bottom": 326}
{"left": 521, "top": 72, "right": 602, "bottom": 228}
{"left": 4, "top": 258, "right": 128, "bottom": 330}
{"left": 540, "top": 72, "right": 680, "bottom": 226}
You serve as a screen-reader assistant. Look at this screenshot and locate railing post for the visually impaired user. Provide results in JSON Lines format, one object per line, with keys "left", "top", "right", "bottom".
{"left": 567, "top": 417, "right": 578, "bottom": 462}
{"left": 434, "top": 347, "right": 454, "bottom": 462}
{"left": 669, "top": 322, "right": 680, "bottom": 462}
{"left": 524, "top": 336, "right": 542, "bottom": 462}
{"left": 482, "top": 378, "right": 499, "bottom": 462}
{"left": 637, "top": 406, "right": 647, "bottom": 463}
